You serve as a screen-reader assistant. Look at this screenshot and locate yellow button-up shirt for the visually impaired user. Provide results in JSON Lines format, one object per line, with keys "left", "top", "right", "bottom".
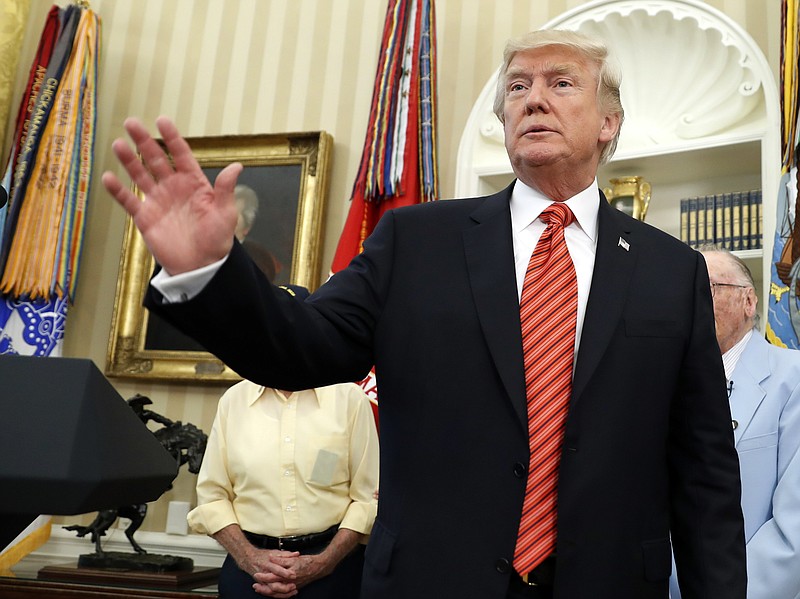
{"left": 187, "top": 381, "right": 379, "bottom": 538}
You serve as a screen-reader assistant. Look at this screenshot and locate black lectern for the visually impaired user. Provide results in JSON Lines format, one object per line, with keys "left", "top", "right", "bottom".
{"left": 0, "top": 355, "right": 178, "bottom": 549}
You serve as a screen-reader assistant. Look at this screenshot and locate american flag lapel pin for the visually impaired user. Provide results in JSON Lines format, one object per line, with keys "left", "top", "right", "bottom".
{"left": 618, "top": 237, "right": 630, "bottom": 251}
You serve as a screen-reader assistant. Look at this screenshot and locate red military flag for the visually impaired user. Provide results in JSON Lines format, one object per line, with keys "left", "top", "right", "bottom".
{"left": 330, "top": 0, "right": 439, "bottom": 426}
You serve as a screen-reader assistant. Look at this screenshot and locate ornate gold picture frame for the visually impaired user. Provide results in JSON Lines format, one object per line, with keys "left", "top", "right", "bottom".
{"left": 105, "top": 131, "right": 332, "bottom": 383}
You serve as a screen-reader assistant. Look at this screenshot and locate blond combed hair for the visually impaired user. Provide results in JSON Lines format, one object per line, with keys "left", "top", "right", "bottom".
{"left": 493, "top": 29, "right": 624, "bottom": 165}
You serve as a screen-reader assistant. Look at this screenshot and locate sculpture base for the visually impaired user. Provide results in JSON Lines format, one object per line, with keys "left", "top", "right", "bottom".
{"left": 76, "top": 551, "right": 194, "bottom": 572}
{"left": 38, "top": 560, "right": 220, "bottom": 590}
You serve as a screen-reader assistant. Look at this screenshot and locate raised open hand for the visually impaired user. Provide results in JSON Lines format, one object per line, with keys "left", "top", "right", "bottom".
{"left": 102, "top": 116, "right": 243, "bottom": 275}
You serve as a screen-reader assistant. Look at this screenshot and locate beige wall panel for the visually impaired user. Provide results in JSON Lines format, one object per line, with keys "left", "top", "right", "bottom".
{"left": 5, "top": 0, "right": 776, "bottom": 533}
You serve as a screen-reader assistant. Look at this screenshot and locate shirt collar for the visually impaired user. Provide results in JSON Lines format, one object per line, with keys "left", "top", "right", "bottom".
{"left": 509, "top": 179, "right": 599, "bottom": 242}
{"left": 722, "top": 328, "right": 754, "bottom": 380}
{"left": 248, "top": 386, "right": 322, "bottom": 407}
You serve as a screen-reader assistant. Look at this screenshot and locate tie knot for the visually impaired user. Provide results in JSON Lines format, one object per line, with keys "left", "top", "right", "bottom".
{"left": 540, "top": 202, "right": 575, "bottom": 228}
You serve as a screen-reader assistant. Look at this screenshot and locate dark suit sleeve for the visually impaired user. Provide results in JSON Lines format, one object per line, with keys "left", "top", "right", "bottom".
{"left": 668, "top": 251, "right": 746, "bottom": 598}
{"left": 144, "top": 225, "right": 392, "bottom": 389}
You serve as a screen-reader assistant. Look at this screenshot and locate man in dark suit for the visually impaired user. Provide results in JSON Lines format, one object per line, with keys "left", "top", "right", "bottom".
{"left": 103, "top": 29, "right": 745, "bottom": 599}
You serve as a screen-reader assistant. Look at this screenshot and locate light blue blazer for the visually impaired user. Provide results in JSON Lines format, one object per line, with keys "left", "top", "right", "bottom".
{"left": 671, "top": 332, "right": 800, "bottom": 598}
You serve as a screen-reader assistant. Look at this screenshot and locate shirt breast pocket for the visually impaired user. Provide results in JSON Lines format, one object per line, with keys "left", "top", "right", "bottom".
{"left": 307, "top": 434, "right": 349, "bottom": 487}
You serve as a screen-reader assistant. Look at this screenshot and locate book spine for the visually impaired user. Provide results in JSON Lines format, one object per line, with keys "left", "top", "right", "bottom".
{"left": 705, "top": 195, "right": 715, "bottom": 246}
{"left": 680, "top": 199, "right": 689, "bottom": 244}
{"left": 741, "top": 191, "right": 751, "bottom": 250}
{"left": 714, "top": 193, "right": 725, "bottom": 248}
{"left": 696, "top": 195, "right": 707, "bottom": 246}
{"left": 732, "top": 191, "right": 743, "bottom": 251}
{"left": 722, "top": 192, "right": 733, "bottom": 250}
{"left": 687, "top": 197, "right": 698, "bottom": 248}
{"left": 753, "top": 189, "right": 762, "bottom": 249}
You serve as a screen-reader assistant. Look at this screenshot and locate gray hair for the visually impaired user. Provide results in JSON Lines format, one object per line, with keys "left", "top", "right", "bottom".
{"left": 492, "top": 29, "right": 624, "bottom": 165}
{"left": 699, "top": 244, "right": 760, "bottom": 329}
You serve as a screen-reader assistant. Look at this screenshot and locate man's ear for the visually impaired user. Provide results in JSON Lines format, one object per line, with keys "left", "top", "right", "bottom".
{"left": 744, "top": 287, "right": 758, "bottom": 319}
{"left": 599, "top": 112, "right": 621, "bottom": 144}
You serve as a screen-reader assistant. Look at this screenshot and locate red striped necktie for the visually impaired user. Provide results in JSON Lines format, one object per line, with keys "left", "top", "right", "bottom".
{"left": 513, "top": 201, "right": 578, "bottom": 575}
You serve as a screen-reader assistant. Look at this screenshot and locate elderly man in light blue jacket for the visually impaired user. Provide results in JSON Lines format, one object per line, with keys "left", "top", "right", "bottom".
{"left": 671, "top": 246, "right": 800, "bottom": 599}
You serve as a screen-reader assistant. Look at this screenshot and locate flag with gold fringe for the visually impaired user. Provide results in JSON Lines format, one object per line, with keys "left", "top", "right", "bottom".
{"left": 329, "top": 0, "right": 438, "bottom": 425}
{"left": 0, "top": 2, "right": 100, "bottom": 571}
{"left": 766, "top": 0, "right": 800, "bottom": 348}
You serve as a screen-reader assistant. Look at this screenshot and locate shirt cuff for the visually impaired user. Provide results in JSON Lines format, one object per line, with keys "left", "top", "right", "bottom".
{"left": 151, "top": 255, "right": 228, "bottom": 303}
{"left": 339, "top": 501, "right": 377, "bottom": 536}
{"left": 186, "top": 499, "right": 238, "bottom": 535}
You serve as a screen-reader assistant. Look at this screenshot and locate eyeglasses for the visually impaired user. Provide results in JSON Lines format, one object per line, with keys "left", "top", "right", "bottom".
{"left": 710, "top": 282, "right": 748, "bottom": 297}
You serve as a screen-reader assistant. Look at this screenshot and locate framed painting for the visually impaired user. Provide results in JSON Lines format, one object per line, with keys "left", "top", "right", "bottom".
{"left": 105, "top": 131, "right": 332, "bottom": 383}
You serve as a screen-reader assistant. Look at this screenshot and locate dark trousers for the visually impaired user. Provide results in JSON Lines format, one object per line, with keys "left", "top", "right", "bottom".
{"left": 217, "top": 544, "right": 365, "bottom": 599}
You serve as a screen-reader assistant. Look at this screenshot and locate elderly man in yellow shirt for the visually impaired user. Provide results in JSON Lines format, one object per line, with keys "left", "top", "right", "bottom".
{"left": 188, "top": 376, "right": 379, "bottom": 599}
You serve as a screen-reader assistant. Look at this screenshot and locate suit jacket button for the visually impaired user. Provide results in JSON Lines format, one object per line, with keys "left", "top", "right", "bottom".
{"left": 495, "top": 558, "right": 510, "bottom": 573}
{"left": 513, "top": 462, "right": 527, "bottom": 478}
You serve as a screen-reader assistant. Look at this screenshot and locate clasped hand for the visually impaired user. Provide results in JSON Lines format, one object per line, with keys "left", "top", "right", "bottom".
{"left": 246, "top": 548, "right": 332, "bottom": 598}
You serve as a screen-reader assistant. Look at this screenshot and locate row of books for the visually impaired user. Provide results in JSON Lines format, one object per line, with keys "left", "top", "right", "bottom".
{"left": 679, "top": 190, "right": 762, "bottom": 251}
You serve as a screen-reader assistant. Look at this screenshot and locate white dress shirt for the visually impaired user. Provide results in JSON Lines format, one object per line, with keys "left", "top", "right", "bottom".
{"left": 509, "top": 179, "right": 599, "bottom": 359}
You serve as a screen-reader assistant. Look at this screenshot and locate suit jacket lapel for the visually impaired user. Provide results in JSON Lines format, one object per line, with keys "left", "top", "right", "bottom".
{"left": 463, "top": 184, "right": 528, "bottom": 430}
{"left": 730, "top": 333, "right": 769, "bottom": 444}
{"left": 572, "top": 194, "right": 638, "bottom": 404}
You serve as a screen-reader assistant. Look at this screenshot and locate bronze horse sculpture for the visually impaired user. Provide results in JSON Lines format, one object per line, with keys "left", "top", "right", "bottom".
{"left": 66, "top": 396, "right": 207, "bottom": 556}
